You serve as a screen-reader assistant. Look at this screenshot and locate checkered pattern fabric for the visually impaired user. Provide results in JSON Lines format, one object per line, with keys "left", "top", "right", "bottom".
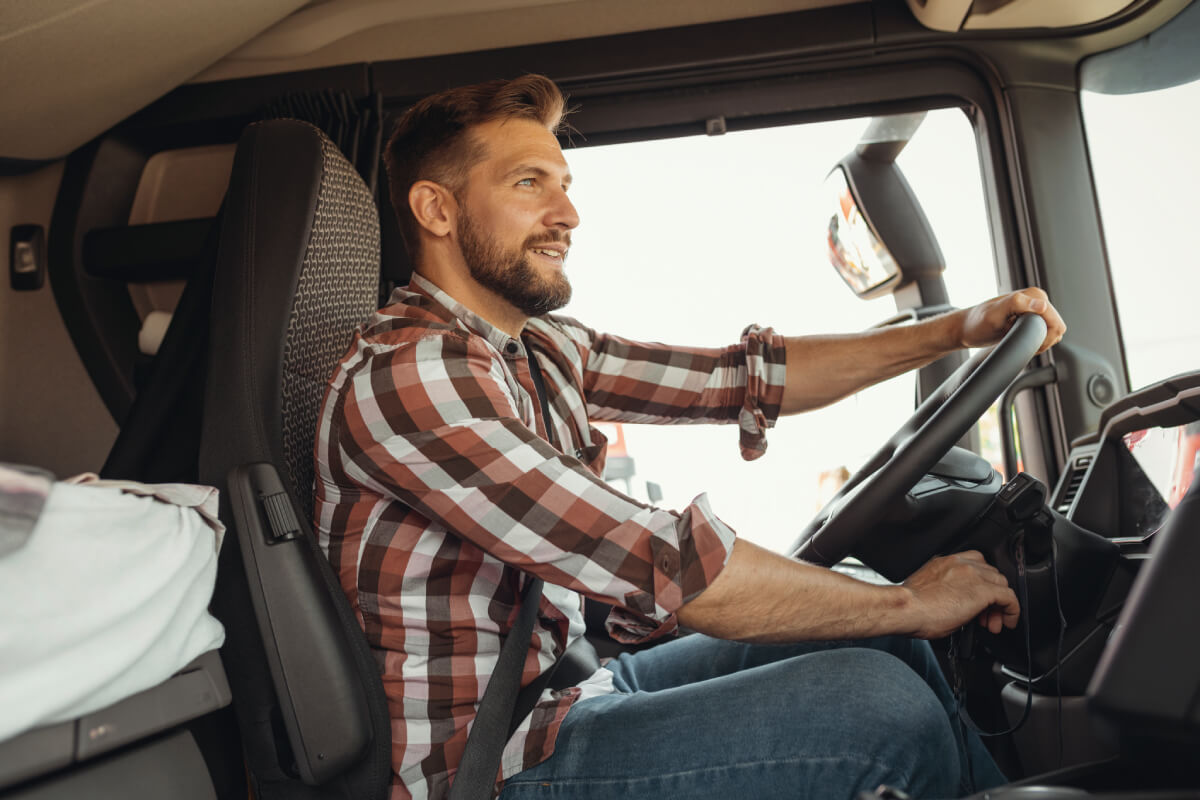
{"left": 313, "top": 274, "right": 787, "bottom": 799}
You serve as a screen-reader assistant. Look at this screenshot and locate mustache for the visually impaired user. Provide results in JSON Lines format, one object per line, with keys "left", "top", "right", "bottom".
{"left": 524, "top": 231, "right": 571, "bottom": 249}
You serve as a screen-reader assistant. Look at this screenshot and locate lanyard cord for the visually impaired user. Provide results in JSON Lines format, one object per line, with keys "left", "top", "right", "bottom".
{"left": 1050, "top": 536, "right": 1067, "bottom": 769}
{"left": 950, "top": 535, "right": 1035, "bottom": 739}
{"left": 525, "top": 345, "right": 559, "bottom": 449}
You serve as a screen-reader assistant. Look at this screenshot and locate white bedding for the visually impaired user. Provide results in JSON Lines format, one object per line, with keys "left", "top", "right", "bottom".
{"left": 0, "top": 469, "right": 226, "bottom": 742}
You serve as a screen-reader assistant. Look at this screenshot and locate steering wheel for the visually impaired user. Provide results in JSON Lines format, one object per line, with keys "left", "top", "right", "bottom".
{"left": 790, "top": 313, "right": 1048, "bottom": 572}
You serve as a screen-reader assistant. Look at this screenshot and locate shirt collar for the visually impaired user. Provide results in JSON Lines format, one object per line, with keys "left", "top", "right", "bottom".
{"left": 403, "top": 273, "right": 526, "bottom": 358}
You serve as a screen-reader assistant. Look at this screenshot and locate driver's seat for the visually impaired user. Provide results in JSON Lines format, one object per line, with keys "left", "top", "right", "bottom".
{"left": 197, "top": 119, "right": 391, "bottom": 800}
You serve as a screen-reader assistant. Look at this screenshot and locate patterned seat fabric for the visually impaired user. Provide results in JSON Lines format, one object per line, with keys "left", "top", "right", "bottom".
{"left": 281, "top": 131, "right": 380, "bottom": 525}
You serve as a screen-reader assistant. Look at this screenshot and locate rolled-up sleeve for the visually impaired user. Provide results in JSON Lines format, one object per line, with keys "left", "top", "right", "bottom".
{"left": 604, "top": 492, "right": 735, "bottom": 642}
{"left": 574, "top": 322, "right": 787, "bottom": 461}
{"left": 737, "top": 324, "right": 787, "bottom": 460}
{"left": 334, "top": 331, "right": 735, "bottom": 642}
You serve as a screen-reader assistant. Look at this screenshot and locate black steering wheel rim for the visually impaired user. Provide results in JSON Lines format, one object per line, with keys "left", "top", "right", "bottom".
{"left": 791, "top": 313, "right": 1048, "bottom": 569}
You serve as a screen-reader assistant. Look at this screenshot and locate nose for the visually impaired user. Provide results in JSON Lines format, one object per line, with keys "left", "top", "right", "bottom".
{"left": 547, "top": 186, "right": 580, "bottom": 231}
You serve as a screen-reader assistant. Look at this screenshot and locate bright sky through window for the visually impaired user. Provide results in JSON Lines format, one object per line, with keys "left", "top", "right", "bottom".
{"left": 558, "top": 109, "right": 998, "bottom": 553}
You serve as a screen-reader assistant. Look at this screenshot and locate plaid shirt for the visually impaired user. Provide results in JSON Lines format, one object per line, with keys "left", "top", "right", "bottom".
{"left": 314, "top": 274, "right": 787, "bottom": 799}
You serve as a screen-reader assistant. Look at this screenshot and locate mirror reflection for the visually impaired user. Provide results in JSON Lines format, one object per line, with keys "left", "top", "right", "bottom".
{"left": 824, "top": 167, "right": 899, "bottom": 295}
{"left": 1124, "top": 421, "right": 1200, "bottom": 508}
{"left": 1118, "top": 420, "right": 1200, "bottom": 537}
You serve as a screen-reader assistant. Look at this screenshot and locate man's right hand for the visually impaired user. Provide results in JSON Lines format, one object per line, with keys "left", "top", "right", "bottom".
{"left": 899, "top": 550, "right": 1020, "bottom": 640}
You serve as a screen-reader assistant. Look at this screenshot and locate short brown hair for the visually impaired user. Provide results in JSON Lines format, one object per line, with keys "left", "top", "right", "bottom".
{"left": 384, "top": 74, "right": 567, "bottom": 263}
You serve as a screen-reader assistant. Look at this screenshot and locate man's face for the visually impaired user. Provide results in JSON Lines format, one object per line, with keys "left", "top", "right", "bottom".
{"left": 454, "top": 118, "right": 580, "bottom": 318}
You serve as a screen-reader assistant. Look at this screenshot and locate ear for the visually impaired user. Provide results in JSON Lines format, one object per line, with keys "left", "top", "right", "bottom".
{"left": 408, "top": 180, "right": 456, "bottom": 239}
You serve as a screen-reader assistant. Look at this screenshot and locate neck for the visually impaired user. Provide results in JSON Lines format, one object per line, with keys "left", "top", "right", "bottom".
{"left": 414, "top": 260, "right": 528, "bottom": 338}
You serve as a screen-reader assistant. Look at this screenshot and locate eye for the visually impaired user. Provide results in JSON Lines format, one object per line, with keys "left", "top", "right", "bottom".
{"left": 516, "top": 177, "right": 535, "bottom": 187}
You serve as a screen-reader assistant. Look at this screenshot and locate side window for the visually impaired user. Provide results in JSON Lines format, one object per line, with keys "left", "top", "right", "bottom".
{"left": 562, "top": 108, "right": 997, "bottom": 553}
{"left": 1080, "top": 77, "right": 1200, "bottom": 391}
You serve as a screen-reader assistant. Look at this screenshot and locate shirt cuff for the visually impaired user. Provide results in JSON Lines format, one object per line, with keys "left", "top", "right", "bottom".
{"left": 605, "top": 492, "right": 736, "bottom": 643}
{"left": 738, "top": 324, "right": 788, "bottom": 462}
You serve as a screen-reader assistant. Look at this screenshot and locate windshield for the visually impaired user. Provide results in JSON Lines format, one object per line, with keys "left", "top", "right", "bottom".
{"left": 560, "top": 108, "right": 999, "bottom": 553}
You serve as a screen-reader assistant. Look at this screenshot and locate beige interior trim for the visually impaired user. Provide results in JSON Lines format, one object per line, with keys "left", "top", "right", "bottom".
{"left": 0, "top": 163, "right": 119, "bottom": 475}
{"left": 908, "top": 0, "right": 1137, "bottom": 32}
{"left": 963, "top": 0, "right": 1134, "bottom": 30}
{"left": 0, "top": 0, "right": 306, "bottom": 160}
{"left": 125, "top": 144, "right": 236, "bottom": 320}
{"left": 904, "top": 0, "right": 972, "bottom": 33}
{"left": 226, "top": 0, "right": 581, "bottom": 61}
{"left": 193, "top": 0, "right": 859, "bottom": 83}
{"left": 127, "top": 145, "right": 237, "bottom": 227}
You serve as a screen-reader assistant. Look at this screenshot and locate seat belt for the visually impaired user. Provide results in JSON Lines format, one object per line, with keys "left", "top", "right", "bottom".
{"left": 448, "top": 345, "right": 557, "bottom": 800}
{"left": 449, "top": 573, "right": 543, "bottom": 800}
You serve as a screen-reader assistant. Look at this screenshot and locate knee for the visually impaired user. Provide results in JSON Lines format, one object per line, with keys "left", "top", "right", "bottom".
{"left": 817, "top": 649, "right": 960, "bottom": 793}
{"left": 831, "top": 649, "right": 948, "bottom": 732}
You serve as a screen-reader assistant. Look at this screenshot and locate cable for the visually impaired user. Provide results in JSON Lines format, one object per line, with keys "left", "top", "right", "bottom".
{"left": 1049, "top": 536, "right": 1067, "bottom": 768}
{"left": 950, "top": 535, "right": 1034, "bottom": 739}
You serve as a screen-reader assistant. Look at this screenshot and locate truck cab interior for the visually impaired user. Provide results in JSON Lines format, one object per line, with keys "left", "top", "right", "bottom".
{"left": 2, "top": 0, "right": 1199, "bottom": 798}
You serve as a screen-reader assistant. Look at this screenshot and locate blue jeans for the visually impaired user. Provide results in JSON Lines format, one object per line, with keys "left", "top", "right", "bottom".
{"left": 499, "top": 635, "right": 1005, "bottom": 800}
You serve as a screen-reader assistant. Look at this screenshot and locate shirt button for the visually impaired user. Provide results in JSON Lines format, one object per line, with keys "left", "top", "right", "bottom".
{"left": 505, "top": 341, "right": 519, "bottom": 355}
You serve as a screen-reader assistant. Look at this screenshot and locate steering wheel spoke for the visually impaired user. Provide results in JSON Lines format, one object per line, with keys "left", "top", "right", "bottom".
{"left": 791, "top": 314, "right": 1048, "bottom": 574}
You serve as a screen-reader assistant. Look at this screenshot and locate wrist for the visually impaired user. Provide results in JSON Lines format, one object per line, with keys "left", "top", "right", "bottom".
{"left": 940, "top": 307, "right": 970, "bottom": 351}
{"left": 883, "top": 584, "right": 920, "bottom": 637}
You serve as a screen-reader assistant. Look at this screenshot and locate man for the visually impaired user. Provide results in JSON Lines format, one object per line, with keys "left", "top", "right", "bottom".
{"left": 314, "top": 75, "right": 1066, "bottom": 800}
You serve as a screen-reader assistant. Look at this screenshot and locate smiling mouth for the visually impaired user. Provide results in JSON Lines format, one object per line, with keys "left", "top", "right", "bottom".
{"left": 529, "top": 246, "right": 567, "bottom": 262}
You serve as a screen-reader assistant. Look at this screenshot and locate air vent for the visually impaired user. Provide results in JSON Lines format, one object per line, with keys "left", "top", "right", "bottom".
{"left": 1054, "top": 455, "right": 1093, "bottom": 514}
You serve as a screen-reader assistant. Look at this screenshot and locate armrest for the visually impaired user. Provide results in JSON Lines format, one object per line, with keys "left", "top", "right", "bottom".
{"left": 227, "top": 462, "right": 371, "bottom": 785}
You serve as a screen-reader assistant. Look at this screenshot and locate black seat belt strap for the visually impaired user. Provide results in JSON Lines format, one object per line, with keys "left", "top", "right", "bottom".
{"left": 448, "top": 344, "right": 558, "bottom": 799}
{"left": 525, "top": 346, "right": 558, "bottom": 449}
{"left": 450, "top": 572, "right": 543, "bottom": 800}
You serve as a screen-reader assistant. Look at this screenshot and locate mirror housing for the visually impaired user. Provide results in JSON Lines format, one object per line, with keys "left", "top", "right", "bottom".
{"left": 825, "top": 151, "right": 945, "bottom": 299}
{"left": 824, "top": 167, "right": 900, "bottom": 297}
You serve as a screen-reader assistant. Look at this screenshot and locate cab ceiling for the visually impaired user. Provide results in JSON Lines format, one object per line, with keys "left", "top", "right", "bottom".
{"left": 0, "top": 0, "right": 1140, "bottom": 162}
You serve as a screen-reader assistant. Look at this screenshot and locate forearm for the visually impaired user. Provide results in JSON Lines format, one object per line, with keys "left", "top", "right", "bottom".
{"left": 676, "top": 539, "right": 914, "bottom": 642}
{"left": 677, "top": 537, "right": 1021, "bottom": 642}
{"left": 781, "top": 309, "right": 966, "bottom": 414}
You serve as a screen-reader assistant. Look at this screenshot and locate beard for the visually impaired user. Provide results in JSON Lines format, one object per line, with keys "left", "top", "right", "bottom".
{"left": 457, "top": 211, "right": 572, "bottom": 318}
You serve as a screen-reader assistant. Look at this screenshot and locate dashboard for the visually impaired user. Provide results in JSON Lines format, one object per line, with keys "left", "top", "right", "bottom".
{"left": 1051, "top": 370, "right": 1200, "bottom": 545}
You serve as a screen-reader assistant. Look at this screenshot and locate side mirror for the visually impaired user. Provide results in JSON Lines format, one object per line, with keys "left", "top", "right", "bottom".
{"left": 825, "top": 166, "right": 900, "bottom": 297}
{"left": 823, "top": 150, "right": 945, "bottom": 300}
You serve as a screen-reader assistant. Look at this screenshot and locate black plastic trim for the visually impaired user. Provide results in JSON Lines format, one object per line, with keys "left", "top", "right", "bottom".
{"left": 1089, "top": 454, "right": 1200, "bottom": 738}
{"left": 838, "top": 154, "right": 945, "bottom": 291}
{"left": 83, "top": 218, "right": 214, "bottom": 282}
{"left": 0, "top": 650, "right": 230, "bottom": 792}
{"left": 227, "top": 463, "right": 371, "bottom": 786}
{"left": 0, "top": 156, "right": 58, "bottom": 177}
{"left": 120, "top": 65, "right": 371, "bottom": 139}
{"left": 47, "top": 136, "right": 149, "bottom": 424}
{"left": 372, "top": 4, "right": 873, "bottom": 104}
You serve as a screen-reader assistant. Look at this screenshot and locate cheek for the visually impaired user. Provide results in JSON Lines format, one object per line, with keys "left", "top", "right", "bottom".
{"left": 496, "top": 209, "right": 542, "bottom": 244}
{"left": 469, "top": 192, "right": 543, "bottom": 242}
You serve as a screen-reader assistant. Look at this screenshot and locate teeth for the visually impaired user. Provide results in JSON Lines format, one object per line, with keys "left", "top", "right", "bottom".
{"left": 532, "top": 248, "right": 563, "bottom": 258}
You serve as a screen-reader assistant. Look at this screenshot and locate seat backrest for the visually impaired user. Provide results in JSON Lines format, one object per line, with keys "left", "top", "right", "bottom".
{"left": 198, "top": 119, "right": 391, "bottom": 800}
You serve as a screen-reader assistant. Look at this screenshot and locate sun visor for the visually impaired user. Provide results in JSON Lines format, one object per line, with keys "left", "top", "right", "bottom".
{"left": 907, "top": 0, "right": 1135, "bottom": 33}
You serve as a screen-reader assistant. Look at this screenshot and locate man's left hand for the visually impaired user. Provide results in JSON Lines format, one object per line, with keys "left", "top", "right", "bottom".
{"left": 959, "top": 288, "right": 1066, "bottom": 355}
